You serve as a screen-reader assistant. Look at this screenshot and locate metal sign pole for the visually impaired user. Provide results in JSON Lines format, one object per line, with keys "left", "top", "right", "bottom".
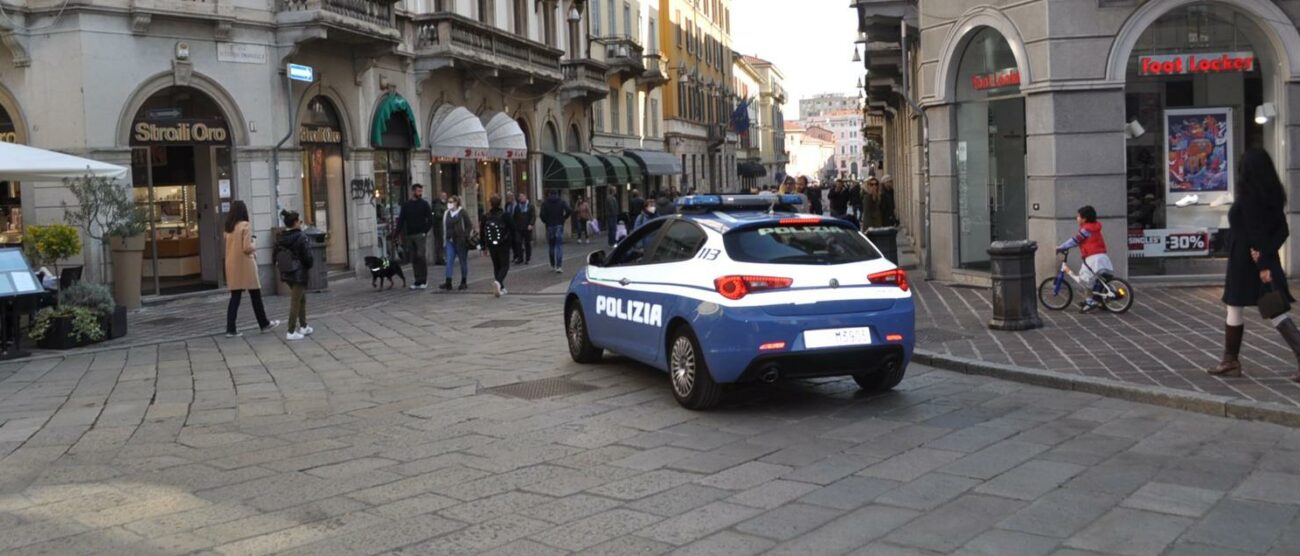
{"left": 147, "top": 149, "right": 161, "bottom": 296}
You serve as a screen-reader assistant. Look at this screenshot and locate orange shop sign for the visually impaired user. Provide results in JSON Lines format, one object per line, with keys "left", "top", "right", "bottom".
{"left": 1139, "top": 52, "right": 1255, "bottom": 76}
{"left": 971, "top": 68, "right": 1021, "bottom": 91}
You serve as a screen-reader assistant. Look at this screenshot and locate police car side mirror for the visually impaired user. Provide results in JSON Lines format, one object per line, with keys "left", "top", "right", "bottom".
{"left": 588, "top": 250, "right": 607, "bottom": 267}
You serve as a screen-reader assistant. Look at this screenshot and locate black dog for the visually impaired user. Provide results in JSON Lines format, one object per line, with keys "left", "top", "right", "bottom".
{"left": 364, "top": 256, "right": 407, "bottom": 290}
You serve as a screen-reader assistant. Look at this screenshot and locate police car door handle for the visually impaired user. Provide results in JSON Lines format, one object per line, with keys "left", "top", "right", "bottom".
{"left": 619, "top": 278, "right": 630, "bottom": 286}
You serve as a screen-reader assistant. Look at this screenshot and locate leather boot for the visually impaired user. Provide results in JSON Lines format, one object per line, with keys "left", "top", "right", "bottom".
{"left": 1274, "top": 318, "right": 1300, "bottom": 383}
{"left": 1209, "top": 324, "right": 1244, "bottom": 377}
{"left": 438, "top": 278, "right": 452, "bottom": 291}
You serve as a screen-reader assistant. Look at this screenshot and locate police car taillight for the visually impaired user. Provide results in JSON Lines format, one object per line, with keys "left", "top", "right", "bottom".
{"left": 714, "top": 275, "right": 794, "bottom": 300}
{"left": 868, "top": 269, "right": 909, "bottom": 292}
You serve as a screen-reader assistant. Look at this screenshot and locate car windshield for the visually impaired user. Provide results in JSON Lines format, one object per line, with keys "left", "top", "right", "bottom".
{"left": 723, "top": 223, "right": 881, "bottom": 265}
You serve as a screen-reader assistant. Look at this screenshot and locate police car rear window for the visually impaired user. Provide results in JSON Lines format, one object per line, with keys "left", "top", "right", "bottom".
{"left": 724, "top": 224, "right": 880, "bottom": 265}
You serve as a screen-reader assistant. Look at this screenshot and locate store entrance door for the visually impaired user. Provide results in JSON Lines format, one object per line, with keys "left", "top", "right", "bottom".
{"left": 989, "top": 97, "right": 1027, "bottom": 244}
{"left": 196, "top": 146, "right": 229, "bottom": 286}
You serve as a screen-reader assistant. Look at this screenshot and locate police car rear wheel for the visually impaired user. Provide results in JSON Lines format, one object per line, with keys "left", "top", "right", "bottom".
{"left": 853, "top": 355, "right": 906, "bottom": 392}
{"left": 566, "top": 303, "right": 602, "bottom": 363}
{"left": 670, "top": 329, "right": 722, "bottom": 410}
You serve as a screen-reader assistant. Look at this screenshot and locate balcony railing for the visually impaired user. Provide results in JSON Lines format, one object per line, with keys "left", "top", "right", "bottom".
{"left": 415, "top": 12, "right": 564, "bottom": 85}
{"left": 275, "top": 0, "right": 399, "bottom": 42}
{"left": 560, "top": 58, "right": 610, "bottom": 104}
{"left": 641, "top": 52, "right": 669, "bottom": 89}
{"left": 595, "top": 36, "right": 645, "bottom": 79}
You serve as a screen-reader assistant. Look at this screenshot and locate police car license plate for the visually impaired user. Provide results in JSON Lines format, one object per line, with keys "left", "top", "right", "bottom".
{"left": 804, "top": 327, "right": 873, "bottom": 349}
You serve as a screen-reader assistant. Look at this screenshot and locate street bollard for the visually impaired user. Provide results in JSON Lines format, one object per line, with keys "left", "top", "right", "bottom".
{"left": 866, "top": 227, "right": 899, "bottom": 265}
{"left": 987, "top": 240, "right": 1042, "bottom": 331}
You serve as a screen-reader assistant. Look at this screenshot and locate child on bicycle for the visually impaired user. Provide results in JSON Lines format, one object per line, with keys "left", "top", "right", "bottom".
{"left": 1056, "top": 205, "right": 1114, "bottom": 313}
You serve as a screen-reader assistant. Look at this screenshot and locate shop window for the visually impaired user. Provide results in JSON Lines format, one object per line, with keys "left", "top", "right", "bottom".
{"left": 954, "top": 27, "right": 1026, "bottom": 270}
{"left": 1124, "top": 4, "right": 1271, "bottom": 276}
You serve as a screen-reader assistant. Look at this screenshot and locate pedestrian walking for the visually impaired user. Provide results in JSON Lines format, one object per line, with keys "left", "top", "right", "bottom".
{"left": 480, "top": 194, "right": 514, "bottom": 297}
{"left": 804, "top": 176, "right": 823, "bottom": 215}
{"left": 828, "top": 180, "right": 849, "bottom": 217}
{"left": 540, "top": 190, "right": 572, "bottom": 273}
{"left": 881, "top": 175, "right": 898, "bottom": 226}
{"left": 440, "top": 195, "right": 473, "bottom": 291}
{"left": 223, "top": 200, "right": 278, "bottom": 337}
{"left": 510, "top": 192, "right": 536, "bottom": 264}
{"left": 655, "top": 191, "right": 676, "bottom": 216}
{"left": 862, "top": 177, "right": 885, "bottom": 229}
{"left": 275, "top": 210, "right": 313, "bottom": 341}
{"left": 848, "top": 180, "right": 864, "bottom": 220}
{"left": 574, "top": 196, "right": 591, "bottom": 244}
{"left": 396, "top": 184, "right": 434, "bottom": 288}
{"left": 1212, "top": 148, "right": 1300, "bottom": 382}
{"left": 629, "top": 190, "right": 645, "bottom": 222}
{"left": 604, "top": 189, "right": 620, "bottom": 246}
{"left": 431, "top": 190, "right": 448, "bottom": 265}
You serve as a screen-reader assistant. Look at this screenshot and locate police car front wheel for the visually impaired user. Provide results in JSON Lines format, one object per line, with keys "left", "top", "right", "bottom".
{"left": 669, "top": 327, "right": 722, "bottom": 410}
{"left": 566, "top": 302, "right": 603, "bottom": 364}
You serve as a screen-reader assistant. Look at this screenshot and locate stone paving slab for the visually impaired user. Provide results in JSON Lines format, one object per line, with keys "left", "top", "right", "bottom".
{"left": 0, "top": 290, "right": 1297, "bottom": 554}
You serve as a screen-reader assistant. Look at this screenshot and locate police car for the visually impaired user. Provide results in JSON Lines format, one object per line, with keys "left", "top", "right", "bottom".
{"left": 564, "top": 194, "right": 915, "bottom": 409}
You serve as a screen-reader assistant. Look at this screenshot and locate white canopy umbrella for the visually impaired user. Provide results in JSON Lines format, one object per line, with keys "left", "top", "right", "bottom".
{"left": 429, "top": 106, "right": 489, "bottom": 160}
{"left": 0, "top": 142, "right": 128, "bottom": 182}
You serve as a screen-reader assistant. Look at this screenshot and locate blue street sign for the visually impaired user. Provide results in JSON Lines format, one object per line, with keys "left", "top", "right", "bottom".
{"left": 287, "top": 64, "right": 314, "bottom": 83}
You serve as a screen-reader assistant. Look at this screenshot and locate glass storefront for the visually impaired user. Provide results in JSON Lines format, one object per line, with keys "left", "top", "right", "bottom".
{"left": 954, "top": 27, "right": 1027, "bottom": 270}
{"left": 300, "top": 96, "right": 348, "bottom": 268}
{"left": 0, "top": 106, "right": 22, "bottom": 247}
{"left": 129, "top": 86, "right": 233, "bottom": 295}
{"left": 1124, "top": 4, "right": 1272, "bottom": 276}
{"left": 372, "top": 95, "right": 417, "bottom": 262}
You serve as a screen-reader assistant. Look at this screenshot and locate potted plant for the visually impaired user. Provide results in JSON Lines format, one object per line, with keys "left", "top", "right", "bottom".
{"left": 23, "top": 223, "right": 82, "bottom": 276}
{"left": 28, "top": 305, "right": 105, "bottom": 349}
{"left": 58, "top": 282, "right": 125, "bottom": 339}
{"left": 62, "top": 175, "right": 148, "bottom": 309}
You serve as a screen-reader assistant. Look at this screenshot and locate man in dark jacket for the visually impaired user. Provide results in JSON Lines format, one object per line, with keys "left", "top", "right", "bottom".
{"left": 604, "top": 190, "right": 620, "bottom": 247}
{"left": 628, "top": 190, "right": 645, "bottom": 223}
{"left": 396, "top": 184, "right": 433, "bottom": 288}
{"left": 655, "top": 192, "right": 675, "bottom": 216}
{"left": 540, "top": 190, "right": 572, "bottom": 273}
{"left": 276, "top": 210, "right": 313, "bottom": 341}
{"left": 510, "top": 192, "right": 536, "bottom": 264}
{"left": 430, "top": 190, "right": 448, "bottom": 266}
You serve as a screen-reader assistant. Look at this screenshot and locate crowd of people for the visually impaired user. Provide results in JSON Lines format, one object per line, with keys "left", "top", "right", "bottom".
{"left": 744, "top": 173, "right": 899, "bottom": 230}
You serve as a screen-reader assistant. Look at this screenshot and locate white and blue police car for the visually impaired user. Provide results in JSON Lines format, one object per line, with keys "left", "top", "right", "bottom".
{"left": 564, "top": 194, "right": 915, "bottom": 409}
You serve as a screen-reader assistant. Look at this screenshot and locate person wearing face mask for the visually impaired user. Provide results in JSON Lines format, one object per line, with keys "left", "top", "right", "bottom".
{"left": 634, "top": 201, "right": 657, "bottom": 232}
{"left": 439, "top": 195, "right": 474, "bottom": 291}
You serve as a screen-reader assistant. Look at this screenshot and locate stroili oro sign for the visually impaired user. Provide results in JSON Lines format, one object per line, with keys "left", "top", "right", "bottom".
{"left": 299, "top": 126, "right": 342, "bottom": 144}
{"left": 133, "top": 119, "right": 229, "bottom": 144}
{"left": 1139, "top": 51, "right": 1255, "bottom": 76}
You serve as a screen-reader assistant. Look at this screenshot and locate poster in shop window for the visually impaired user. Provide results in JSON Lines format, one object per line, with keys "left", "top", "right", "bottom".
{"left": 1165, "top": 107, "right": 1233, "bottom": 202}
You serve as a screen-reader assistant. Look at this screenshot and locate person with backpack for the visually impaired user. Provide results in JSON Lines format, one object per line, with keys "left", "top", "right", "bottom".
{"left": 440, "top": 195, "right": 474, "bottom": 291}
{"left": 480, "top": 194, "right": 514, "bottom": 297}
{"left": 540, "top": 190, "right": 572, "bottom": 273}
{"left": 275, "top": 210, "right": 313, "bottom": 341}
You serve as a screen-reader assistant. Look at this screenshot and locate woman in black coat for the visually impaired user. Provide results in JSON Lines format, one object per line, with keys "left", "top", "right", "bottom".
{"left": 1212, "top": 148, "right": 1299, "bottom": 382}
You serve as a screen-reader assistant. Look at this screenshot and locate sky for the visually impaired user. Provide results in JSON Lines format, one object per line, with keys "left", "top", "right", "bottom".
{"left": 731, "top": 0, "right": 861, "bottom": 117}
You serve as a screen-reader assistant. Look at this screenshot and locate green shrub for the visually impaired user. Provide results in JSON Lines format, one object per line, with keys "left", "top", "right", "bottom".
{"left": 24, "top": 224, "right": 82, "bottom": 271}
{"left": 58, "top": 282, "right": 115, "bottom": 315}
{"left": 28, "top": 306, "right": 105, "bottom": 343}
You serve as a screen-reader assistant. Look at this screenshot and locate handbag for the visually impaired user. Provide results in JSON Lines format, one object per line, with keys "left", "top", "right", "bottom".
{"left": 1259, "top": 282, "right": 1291, "bottom": 319}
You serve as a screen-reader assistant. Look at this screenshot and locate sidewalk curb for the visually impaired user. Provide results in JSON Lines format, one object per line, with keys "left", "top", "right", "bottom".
{"left": 913, "top": 350, "right": 1300, "bottom": 428}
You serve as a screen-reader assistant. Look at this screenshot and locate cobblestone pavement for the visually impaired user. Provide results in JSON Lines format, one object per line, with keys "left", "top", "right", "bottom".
{"left": 1, "top": 290, "right": 1299, "bottom": 554}
{"left": 914, "top": 280, "right": 1300, "bottom": 408}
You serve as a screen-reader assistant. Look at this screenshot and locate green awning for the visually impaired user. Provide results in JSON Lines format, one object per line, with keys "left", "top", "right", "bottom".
{"left": 371, "top": 93, "right": 421, "bottom": 148}
{"left": 619, "top": 155, "right": 645, "bottom": 184}
{"left": 597, "top": 155, "right": 630, "bottom": 185}
{"left": 568, "top": 153, "right": 607, "bottom": 186}
{"left": 543, "top": 152, "right": 586, "bottom": 189}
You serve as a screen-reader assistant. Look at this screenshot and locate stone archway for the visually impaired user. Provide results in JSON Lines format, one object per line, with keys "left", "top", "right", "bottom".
{"left": 931, "top": 6, "right": 1033, "bottom": 105}
{"left": 116, "top": 72, "right": 248, "bottom": 147}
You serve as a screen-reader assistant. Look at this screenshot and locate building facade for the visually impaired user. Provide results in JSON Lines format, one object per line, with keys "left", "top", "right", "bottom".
{"left": 806, "top": 108, "right": 868, "bottom": 180}
{"left": 0, "top": 0, "right": 692, "bottom": 295}
{"left": 799, "top": 93, "right": 859, "bottom": 120}
{"left": 661, "top": 0, "right": 738, "bottom": 193}
{"left": 855, "top": 0, "right": 1300, "bottom": 284}
{"left": 733, "top": 54, "right": 765, "bottom": 190}
{"left": 741, "top": 55, "right": 788, "bottom": 185}
{"left": 784, "top": 122, "right": 836, "bottom": 181}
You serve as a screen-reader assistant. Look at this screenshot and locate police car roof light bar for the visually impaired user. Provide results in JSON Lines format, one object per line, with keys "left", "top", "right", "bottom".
{"left": 676, "top": 194, "right": 805, "bottom": 210}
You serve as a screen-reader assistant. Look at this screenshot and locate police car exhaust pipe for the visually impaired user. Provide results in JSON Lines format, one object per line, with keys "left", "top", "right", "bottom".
{"left": 759, "top": 365, "right": 781, "bottom": 384}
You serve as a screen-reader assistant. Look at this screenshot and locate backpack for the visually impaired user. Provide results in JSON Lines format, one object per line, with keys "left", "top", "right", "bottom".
{"left": 484, "top": 214, "right": 507, "bottom": 247}
{"left": 275, "top": 241, "right": 300, "bottom": 277}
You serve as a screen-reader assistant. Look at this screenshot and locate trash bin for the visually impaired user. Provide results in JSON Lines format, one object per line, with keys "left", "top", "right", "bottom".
{"left": 987, "top": 240, "right": 1042, "bottom": 331}
{"left": 866, "top": 227, "right": 899, "bottom": 265}
{"left": 304, "top": 227, "right": 328, "bottom": 293}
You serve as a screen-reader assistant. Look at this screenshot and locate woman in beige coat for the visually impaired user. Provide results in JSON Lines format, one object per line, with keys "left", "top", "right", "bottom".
{"left": 224, "top": 200, "right": 278, "bottom": 337}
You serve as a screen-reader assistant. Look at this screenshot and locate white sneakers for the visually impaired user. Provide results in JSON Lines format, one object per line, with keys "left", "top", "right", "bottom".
{"left": 493, "top": 280, "right": 502, "bottom": 298}
{"left": 1175, "top": 194, "right": 1200, "bottom": 207}
{"left": 286, "top": 326, "right": 314, "bottom": 341}
{"left": 286, "top": 331, "right": 304, "bottom": 341}
{"left": 554, "top": 267, "right": 563, "bottom": 274}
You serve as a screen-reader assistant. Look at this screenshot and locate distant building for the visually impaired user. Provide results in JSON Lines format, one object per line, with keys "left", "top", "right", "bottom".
{"left": 733, "top": 53, "right": 788, "bottom": 190}
{"left": 806, "top": 109, "right": 867, "bottom": 180}
{"left": 799, "top": 93, "right": 859, "bottom": 120}
{"left": 784, "top": 122, "right": 836, "bottom": 182}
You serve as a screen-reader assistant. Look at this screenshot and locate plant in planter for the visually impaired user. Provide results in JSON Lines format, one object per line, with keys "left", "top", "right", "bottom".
{"left": 23, "top": 224, "right": 81, "bottom": 274}
{"left": 58, "top": 282, "right": 126, "bottom": 339}
{"left": 63, "top": 175, "right": 149, "bottom": 308}
{"left": 28, "top": 305, "right": 105, "bottom": 349}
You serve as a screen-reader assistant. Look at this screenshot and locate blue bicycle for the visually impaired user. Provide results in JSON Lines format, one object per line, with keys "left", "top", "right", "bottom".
{"left": 1038, "top": 252, "right": 1134, "bottom": 313}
